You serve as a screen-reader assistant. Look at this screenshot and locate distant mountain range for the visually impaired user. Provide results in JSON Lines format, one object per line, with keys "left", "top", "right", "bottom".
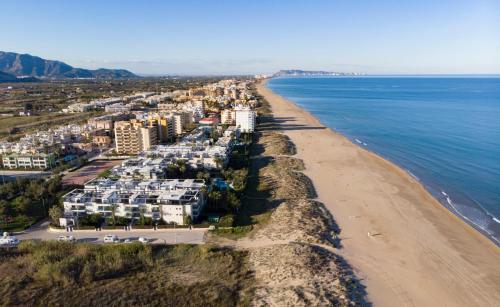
{"left": 274, "top": 69, "right": 363, "bottom": 77}
{"left": 0, "top": 51, "right": 138, "bottom": 80}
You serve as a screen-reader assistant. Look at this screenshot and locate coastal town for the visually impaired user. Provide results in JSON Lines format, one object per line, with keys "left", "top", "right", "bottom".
{"left": 1, "top": 70, "right": 500, "bottom": 307}
{"left": 2, "top": 1, "right": 500, "bottom": 305}
{"left": 1, "top": 78, "right": 258, "bottom": 236}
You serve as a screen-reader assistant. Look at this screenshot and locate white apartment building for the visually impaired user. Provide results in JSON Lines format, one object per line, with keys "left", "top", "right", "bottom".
{"left": 172, "top": 111, "right": 192, "bottom": 135}
{"left": 2, "top": 153, "right": 56, "bottom": 169}
{"left": 105, "top": 103, "right": 133, "bottom": 113}
{"left": 235, "top": 106, "right": 256, "bottom": 133}
{"left": 64, "top": 103, "right": 93, "bottom": 113}
{"left": 62, "top": 178, "right": 206, "bottom": 225}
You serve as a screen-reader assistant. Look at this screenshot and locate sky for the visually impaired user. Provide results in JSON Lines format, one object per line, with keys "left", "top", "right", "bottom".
{"left": 1, "top": 0, "right": 499, "bottom": 75}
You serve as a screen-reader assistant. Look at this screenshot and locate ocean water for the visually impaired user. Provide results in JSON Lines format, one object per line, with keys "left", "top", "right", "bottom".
{"left": 268, "top": 76, "right": 500, "bottom": 244}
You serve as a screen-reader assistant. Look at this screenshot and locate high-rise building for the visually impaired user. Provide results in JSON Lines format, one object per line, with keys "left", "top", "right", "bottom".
{"left": 114, "top": 120, "right": 158, "bottom": 154}
{"left": 235, "top": 106, "right": 256, "bottom": 133}
{"left": 171, "top": 111, "right": 192, "bottom": 136}
{"left": 221, "top": 109, "right": 236, "bottom": 125}
{"left": 173, "top": 113, "right": 184, "bottom": 136}
{"left": 148, "top": 114, "right": 174, "bottom": 143}
{"left": 229, "top": 87, "right": 239, "bottom": 100}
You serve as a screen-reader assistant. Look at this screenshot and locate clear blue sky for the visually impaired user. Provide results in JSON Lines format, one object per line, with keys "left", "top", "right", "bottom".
{"left": 1, "top": 0, "right": 499, "bottom": 75}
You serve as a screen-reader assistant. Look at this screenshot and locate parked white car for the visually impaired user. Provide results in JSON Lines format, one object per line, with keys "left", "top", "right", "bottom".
{"left": 104, "top": 235, "right": 119, "bottom": 243}
{"left": 57, "top": 235, "right": 76, "bottom": 242}
{"left": 138, "top": 237, "right": 149, "bottom": 244}
{"left": 0, "top": 234, "right": 20, "bottom": 247}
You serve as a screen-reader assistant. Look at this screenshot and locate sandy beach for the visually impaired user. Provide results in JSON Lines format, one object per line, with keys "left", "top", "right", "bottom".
{"left": 257, "top": 80, "right": 500, "bottom": 306}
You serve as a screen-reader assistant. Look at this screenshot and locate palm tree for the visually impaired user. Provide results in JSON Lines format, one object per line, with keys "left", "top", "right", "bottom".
{"left": 110, "top": 203, "right": 118, "bottom": 226}
{"left": 159, "top": 205, "right": 164, "bottom": 227}
{"left": 209, "top": 190, "right": 222, "bottom": 212}
{"left": 139, "top": 206, "right": 146, "bottom": 226}
{"left": 177, "top": 161, "right": 187, "bottom": 177}
{"left": 214, "top": 157, "right": 223, "bottom": 169}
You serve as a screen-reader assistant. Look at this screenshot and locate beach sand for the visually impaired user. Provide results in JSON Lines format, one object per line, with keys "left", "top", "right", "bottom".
{"left": 257, "top": 80, "right": 500, "bottom": 306}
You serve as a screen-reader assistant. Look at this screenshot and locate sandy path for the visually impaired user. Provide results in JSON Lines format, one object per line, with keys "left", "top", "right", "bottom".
{"left": 257, "top": 81, "right": 500, "bottom": 307}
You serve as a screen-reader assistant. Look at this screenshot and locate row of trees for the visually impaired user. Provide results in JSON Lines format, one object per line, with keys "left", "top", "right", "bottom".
{"left": 0, "top": 176, "right": 63, "bottom": 230}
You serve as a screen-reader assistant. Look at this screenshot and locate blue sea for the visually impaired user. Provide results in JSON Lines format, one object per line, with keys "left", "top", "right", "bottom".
{"left": 268, "top": 76, "right": 500, "bottom": 245}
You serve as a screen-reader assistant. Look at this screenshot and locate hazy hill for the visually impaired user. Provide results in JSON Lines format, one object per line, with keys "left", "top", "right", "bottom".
{"left": 0, "top": 70, "right": 39, "bottom": 83}
{"left": 0, "top": 51, "right": 138, "bottom": 79}
{"left": 0, "top": 70, "right": 18, "bottom": 82}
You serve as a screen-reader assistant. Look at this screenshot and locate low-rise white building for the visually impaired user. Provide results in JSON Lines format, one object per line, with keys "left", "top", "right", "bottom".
{"left": 1, "top": 153, "right": 56, "bottom": 169}
{"left": 62, "top": 178, "right": 206, "bottom": 225}
{"left": 105, "top": 102, "right": 134, "bottom": 113}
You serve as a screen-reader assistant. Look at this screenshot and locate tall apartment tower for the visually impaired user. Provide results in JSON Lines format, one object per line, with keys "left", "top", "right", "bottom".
{"left": 172, "top": 111, "right": 192, "bottom": 136}
{"left": 114, "top": 120, "right": 158, "bottom": 154}
{"left": 148, "top": 114, "right": 174, "bottom": 143}
{"left": 221, "top": 109, "right": 236, "bottom": 125}
{"left": 235, "top": 106, "right": 256, "bottom": 133}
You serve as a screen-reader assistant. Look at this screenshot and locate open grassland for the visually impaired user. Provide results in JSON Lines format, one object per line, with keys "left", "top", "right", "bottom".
{"left": 0, "top": 112, "right": 99, "bottom": 140}
{"left": 0, "top": 241, "right": 253, "bottom": 307}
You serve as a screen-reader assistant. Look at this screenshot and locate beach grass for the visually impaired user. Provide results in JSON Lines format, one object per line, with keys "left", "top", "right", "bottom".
{"left": 0, "top": 241, "right": 254, "bottom": 306}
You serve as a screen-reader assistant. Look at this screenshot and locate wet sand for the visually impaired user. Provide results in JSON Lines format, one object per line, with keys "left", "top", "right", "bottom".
{"left": 257, "top": 80, "right": 500, "bottom": 306}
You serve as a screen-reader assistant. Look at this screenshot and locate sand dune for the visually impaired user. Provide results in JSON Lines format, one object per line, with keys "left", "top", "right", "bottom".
{"left": 257, "top": 80, "right": 500, "bottom": 307}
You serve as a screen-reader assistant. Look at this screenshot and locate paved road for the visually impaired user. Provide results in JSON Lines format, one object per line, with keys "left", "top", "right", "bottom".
{"left": 15, "top": 221, "right": 206, "bottom": 245}
{"left": 0, "top": 170, "right": 51, "bottom": 182}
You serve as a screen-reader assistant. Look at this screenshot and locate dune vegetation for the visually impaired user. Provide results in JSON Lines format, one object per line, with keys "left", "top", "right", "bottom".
{"left": 0, "top": 241, "right": 253, "bottom": 307}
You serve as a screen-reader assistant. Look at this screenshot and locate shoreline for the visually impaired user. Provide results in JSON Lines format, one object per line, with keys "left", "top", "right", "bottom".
{"left": 257, "top": 79, "right": 500, "bottom": 306}
{"left": 261, "top": 78, "right": 498, "bottom": 245}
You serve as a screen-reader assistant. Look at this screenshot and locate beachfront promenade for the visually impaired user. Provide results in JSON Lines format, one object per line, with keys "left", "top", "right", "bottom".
{"left": 257, "top": 80, "right": 500, "bottom": 307}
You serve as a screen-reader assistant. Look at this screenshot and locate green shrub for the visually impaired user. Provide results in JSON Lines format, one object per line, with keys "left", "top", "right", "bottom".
{"left": 218, "top": 214, "right": 235, "bottom": 227}
{"left": 17, "top": 241, "right": 153, "bottom": 284}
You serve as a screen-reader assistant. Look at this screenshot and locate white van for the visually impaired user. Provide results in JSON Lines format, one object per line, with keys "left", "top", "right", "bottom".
{"left": 103, "top": 235, "right": 119, "bottom": 243}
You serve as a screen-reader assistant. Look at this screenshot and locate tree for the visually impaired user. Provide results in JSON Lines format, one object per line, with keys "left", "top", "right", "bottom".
{"left": 214, "top": 157, "right": 223, "bottom": 169}
{"left": 183, "top": 213, "right": 192, "bottom": 226}
{"left": 221, "top": 168, "right": 234, "bottom": 181}
{"left": 14, "top": 196, "right": 36, "bottom": 216}
{"left": 24, "top": 102, "right": 33, "bottom": 112}
{"left": 177, "top": 160, "right": 187, "bottom": 176}
{"left": 49, "top": 205, "right": 63, "bottom": 225}
{"left": 139, "top": 206, "right": 147, "bottom": 226}
{"left": 196, "top": 170, "right": 210, "bottom": 183}
{"left": 0, "top": 182, "right": 17, "bottom": 200}
{"left": 0, "top": 200, "right": 14, "bottom": 217}
{"left": 232, "top": 168, "right": 248, "bottom": 192}
{"left": 208, "top": 190, "right": 222, "bottom": 212}
{"left": 224, "top": 191, "right": 241, "bottom": 212}
{"left": 110, "top": 203, "right": 118, "bottom": 226}
{"left": 26, "top": 180, "right": 47, "bottom": 213}
{"left": 210, "top": 126, "right": 219, "bottom": 142}
{"left": 166, "top": 164, "right": 179, "bottom": 178}
{"left": 46, "top": 176, "right": 62, "bottom": 195}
